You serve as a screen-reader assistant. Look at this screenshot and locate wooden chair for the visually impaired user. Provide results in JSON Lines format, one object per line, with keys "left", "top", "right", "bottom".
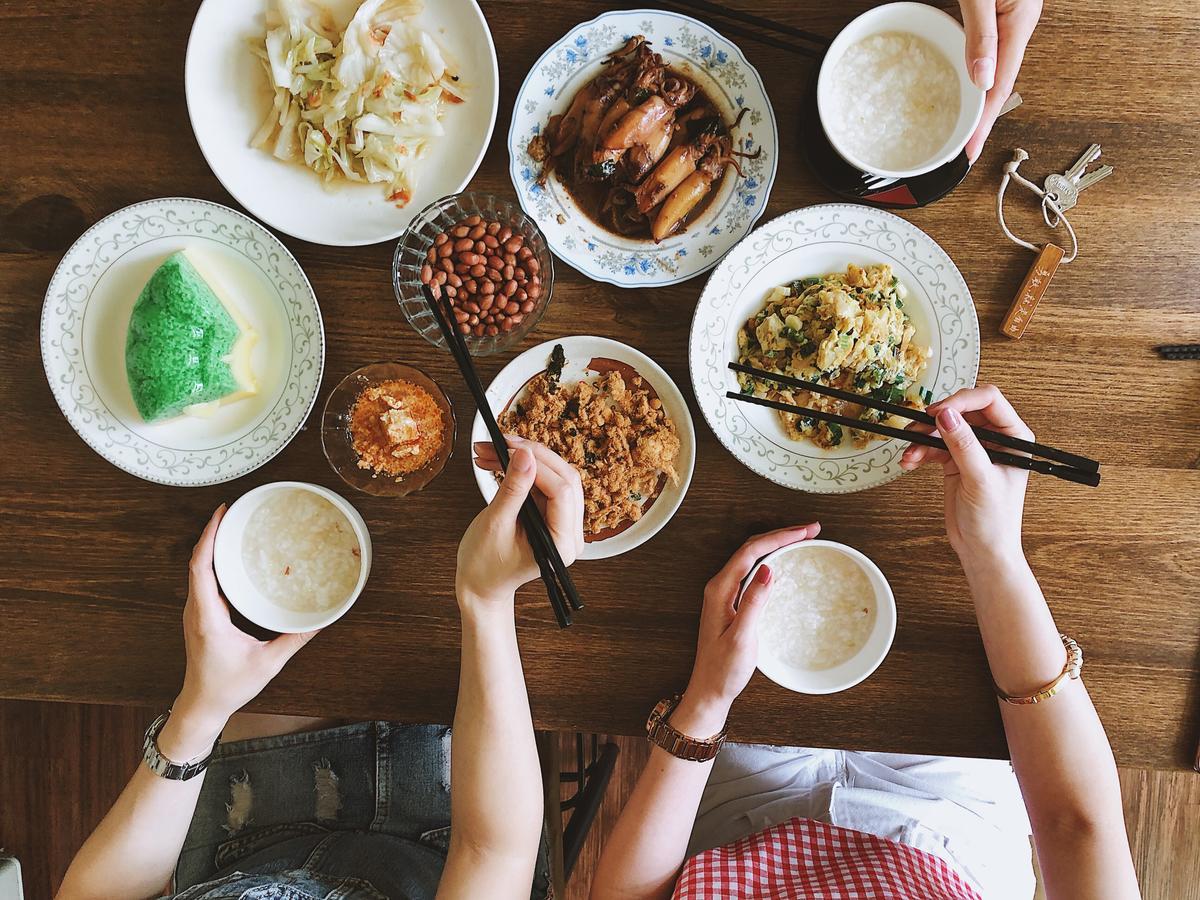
{"left": 537, "top": 732, "right": 620, "bottom": 897}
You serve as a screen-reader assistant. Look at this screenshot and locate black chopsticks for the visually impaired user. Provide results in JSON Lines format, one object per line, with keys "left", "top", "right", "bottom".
{"left": 727, "top": 362, "right": 1101, "bottom": 487}
{"left": 659, "top": 0, "right": 829, "bottom": 60}
{"left": 1155, "top": 344, "right": 1200, "bottom": 360}
{"left": 422, "top": 285, "right": 582, "bottom": 627}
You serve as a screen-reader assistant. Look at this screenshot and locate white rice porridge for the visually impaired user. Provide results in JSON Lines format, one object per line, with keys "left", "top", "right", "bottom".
{"left": 242, "top": 489, "right": 362, "bottom": 613}
{"left": 825, "top": 31, "right": 961, "bottom": 172}
{"left": 760, "top": 547, "right": 876, "bottom": 671}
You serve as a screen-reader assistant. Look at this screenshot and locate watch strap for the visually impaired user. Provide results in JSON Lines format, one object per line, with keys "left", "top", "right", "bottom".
{"left": 142, "top": 711, "right": 219, "bottom": 781}
{"left": 645, "top": 695, "right": 727, "bottom": 762}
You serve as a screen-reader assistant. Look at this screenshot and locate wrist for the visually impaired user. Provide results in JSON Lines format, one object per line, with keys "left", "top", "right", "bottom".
{"left": 457, "top": 586, "right": 515, "bottom": 621}
{"left": 957, "top": 543, "right": 1028, "bottom": 583}
{"left": 671, "top": 690, "right": 732, "bottom": 739}
{"left": 158, "top": 694, "right": 227, "bottom": 762}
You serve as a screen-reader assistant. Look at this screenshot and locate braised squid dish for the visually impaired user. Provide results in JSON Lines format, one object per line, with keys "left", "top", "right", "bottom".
{"left": 528, "top": 36, "right": 757, "bottom": 242}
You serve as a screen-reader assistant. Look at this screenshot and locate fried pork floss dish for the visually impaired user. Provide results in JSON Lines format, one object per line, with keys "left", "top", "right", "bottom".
{"left": 500, "top": 350, "right": 681, "bottom": 536}
{"left": 737, "top": 263, "right": 932, "bottom": 449}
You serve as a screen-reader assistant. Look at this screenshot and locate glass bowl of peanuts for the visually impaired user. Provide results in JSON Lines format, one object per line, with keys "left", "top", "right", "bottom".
{"left": 393, "top": 191, "right": 555, "bottom": 357}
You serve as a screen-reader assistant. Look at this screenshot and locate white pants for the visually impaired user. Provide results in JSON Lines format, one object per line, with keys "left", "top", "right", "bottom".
{"left": 688, "top": 744, "right": 1036, "bottom": 900}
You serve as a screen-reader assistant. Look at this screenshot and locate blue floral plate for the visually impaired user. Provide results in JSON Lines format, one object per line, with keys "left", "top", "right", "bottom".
{"left": 507, "top": 9, "right": 778, "bottom": 288}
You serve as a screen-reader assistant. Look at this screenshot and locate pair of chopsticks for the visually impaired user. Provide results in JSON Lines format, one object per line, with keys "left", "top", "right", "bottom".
{"left": 1155, "top": 344, "right": 1200, "bottom": 360}
{"left": 659, "top": 0, "right": 830, "bottom": 60}
{"left": 421, "top": 285, "right": 582, "bottom": 627}
{"left": 727, "top": 362, "right": 1101, "bottom": 487}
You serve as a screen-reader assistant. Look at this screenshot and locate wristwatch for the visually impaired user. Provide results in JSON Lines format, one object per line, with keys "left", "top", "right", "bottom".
{"left": 142, "top": 711, "right": 219, "bottom": 781}
{"left": 646, "top": 695, "right": 727, "bottom": 762}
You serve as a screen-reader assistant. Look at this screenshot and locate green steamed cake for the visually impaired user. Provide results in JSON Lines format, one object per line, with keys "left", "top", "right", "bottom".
{"left": 125, "top": 250, "right": 257, "bottom": 422}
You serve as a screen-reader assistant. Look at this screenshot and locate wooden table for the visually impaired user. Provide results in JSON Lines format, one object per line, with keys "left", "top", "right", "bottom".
{"left": 1, "top": 0, "right": 1196, "bottom": 770}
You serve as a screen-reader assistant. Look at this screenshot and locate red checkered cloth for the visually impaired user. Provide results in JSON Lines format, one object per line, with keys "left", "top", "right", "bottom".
{"left": 672, "top": 816, "right": 983, "bottom": 900}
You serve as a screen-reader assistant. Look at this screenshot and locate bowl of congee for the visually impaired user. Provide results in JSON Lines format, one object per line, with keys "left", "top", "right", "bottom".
{"left": 751, "top": 540, "right": 896, "bottom": 694}
{"left": 817, "top": 2, "right": 985, "bottom": 178}
{"left": 214, "top": 482, "right": 372, "bottom": 633}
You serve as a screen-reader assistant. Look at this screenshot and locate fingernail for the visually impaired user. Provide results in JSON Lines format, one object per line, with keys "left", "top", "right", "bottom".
{"left": 512, "top": 447, "right": 533, "bottom": 471}
{"left": 756, "top": 565, "right": 772, "bottom": 585}
{"left": 972, "top": 57, "right": 995, "bottom": 91}
{"left": 937, "top": 408, "right": 963, "bottom": 433}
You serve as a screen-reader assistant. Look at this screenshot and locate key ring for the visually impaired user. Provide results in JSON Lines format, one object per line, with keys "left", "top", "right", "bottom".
{"left": 997, "top": 149, "right": 1079, "bottom": 264}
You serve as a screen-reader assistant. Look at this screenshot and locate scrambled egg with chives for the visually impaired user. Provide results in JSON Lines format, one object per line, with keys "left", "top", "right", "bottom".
{"left": 735, "top": 263, "right": 932, "bottom": 449}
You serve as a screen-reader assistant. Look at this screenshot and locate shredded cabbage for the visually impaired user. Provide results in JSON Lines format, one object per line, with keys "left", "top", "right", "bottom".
{"left": 250, "top": 0, "right": 463, "bottom": 206}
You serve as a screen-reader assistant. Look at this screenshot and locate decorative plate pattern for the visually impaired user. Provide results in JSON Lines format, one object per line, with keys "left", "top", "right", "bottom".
{"left": 689, "top": 204, "right": 980, "bottom": 493}
{"left": 508, "top": 9, "right": 779, "bottom": 288}
{"left": 40, "top": 198, "right": 325, "bottom": 486}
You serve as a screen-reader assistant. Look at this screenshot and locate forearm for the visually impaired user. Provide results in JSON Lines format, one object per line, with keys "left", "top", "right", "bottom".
{"left": 964, "top": 553, "right": 1138, "bottom": 899}
{"left": 57, "top": 701, "right": 225, "bottom": 900}
{"left": 590, "top": 693, "right": 726, "bottom": 900}
{"left": 439, "top": 595, "right": 542, "bottom": 897}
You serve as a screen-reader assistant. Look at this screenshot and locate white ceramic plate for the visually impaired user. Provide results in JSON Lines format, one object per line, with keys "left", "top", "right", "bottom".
{"left": 471, "top": 336, "right": 696, "bottom": 560}
{"left": 185, "top": 0, "right": 499, "bottom": 247}
{"left": 40, "top": 198, "right": 325, "bottom": 487}
{"left": 690, "top": 203, "right": 980, "bottom": 493}
{"left": 508, "top": 8, "right": 778, "bottom": 287}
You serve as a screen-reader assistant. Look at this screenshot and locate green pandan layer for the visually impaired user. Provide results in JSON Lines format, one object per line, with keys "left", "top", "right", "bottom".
{"left": 125, "top": 251, "right": 253, "bottom": 422}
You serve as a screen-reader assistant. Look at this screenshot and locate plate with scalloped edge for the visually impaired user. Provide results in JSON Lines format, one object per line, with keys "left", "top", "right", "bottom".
{"left": 40, "top": 197, "right": 324, "bottom": 487}
{"left": 508, "top": 8, "right": 778, "bottom": 288}
{"left": 689, "top": 203, "right": 980, "bottom": 493}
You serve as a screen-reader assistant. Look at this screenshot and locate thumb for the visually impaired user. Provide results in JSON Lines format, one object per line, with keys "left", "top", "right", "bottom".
{"left": 491, "top": 446, "right": 536, "bottom": 522}
{"left": 266, "top": 629, "right": 320, "bottom": 668}
{"left": 960, "top": 0, "right": 997, "bottom": 90}
{"left": 937, "top": 407, "right": 992, "bottom": 483}
{"left": 732, "top": 565, "right": 773, "bottom": 639}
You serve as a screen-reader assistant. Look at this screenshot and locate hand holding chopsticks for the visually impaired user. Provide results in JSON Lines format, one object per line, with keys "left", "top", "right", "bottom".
{"left": 423, "top": 285, "right": 583, "bottom": 626}
{"left": 727, "top": 363, "right": 1101, "bottom": 487}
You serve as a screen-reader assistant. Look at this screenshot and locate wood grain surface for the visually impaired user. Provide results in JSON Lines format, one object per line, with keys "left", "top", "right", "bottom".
{"left": 0, "top": 1, "right": 1197, "bottom": 769}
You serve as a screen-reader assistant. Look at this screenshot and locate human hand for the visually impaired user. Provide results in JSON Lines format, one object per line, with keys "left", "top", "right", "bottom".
{"left": 899, "top": 385, "right": 1032, "bottom": 569}
{"left": 459, "top": 437, "right": 585, "bottom": 609}
{"left": 959, "top": 0, "right": 1043, "bottom": 161}
{"left": 675, "top": 525, "right": 821, "bottom": 736}
{"left": 167, "top": 506, "right": 319, "bottom": 759}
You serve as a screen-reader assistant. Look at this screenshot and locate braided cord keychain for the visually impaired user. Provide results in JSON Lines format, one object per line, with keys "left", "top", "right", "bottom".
{"left": 996, "top": 149, "right": 1080, "bottom": 339}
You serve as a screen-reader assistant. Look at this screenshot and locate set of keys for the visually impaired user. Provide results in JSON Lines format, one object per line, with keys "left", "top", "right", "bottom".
{"left": 998, "top": 144, "right": 1114, "bottom": 340}
{"left": 1041, "top": 144, "right": 1113, "bottom": 225}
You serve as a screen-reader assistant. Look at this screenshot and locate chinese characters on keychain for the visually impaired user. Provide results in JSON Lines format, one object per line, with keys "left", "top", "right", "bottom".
{"left": 996, "top": 145, "right": 1113, "bottom": 339}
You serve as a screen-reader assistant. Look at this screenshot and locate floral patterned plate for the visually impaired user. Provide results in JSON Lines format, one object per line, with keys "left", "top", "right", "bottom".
{"left": 689, "top": 204, "right": 980, "bottom": 493}
{"left": 508, "top": 9, "right": 778, "bottom": 288}
{"left": 41, "top": 198, "right": 325, "bottom": 487}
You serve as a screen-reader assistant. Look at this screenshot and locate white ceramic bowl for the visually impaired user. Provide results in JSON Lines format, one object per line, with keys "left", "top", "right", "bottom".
{"left": 214, "top": 482, "right": 372, "bottom": 633}
{"left": 185, "top": 0, "right": 499, "bottom": 246}
{"left": 750, "top": 540, "right": 896, "bottom": 694}
{"left": 816, "top": 2, "right": 985, "bottom": 179}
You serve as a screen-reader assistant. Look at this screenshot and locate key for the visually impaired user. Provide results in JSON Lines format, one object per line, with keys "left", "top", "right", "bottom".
{"left": 1064, "top": 143, "right": 1101, "bottom": 182}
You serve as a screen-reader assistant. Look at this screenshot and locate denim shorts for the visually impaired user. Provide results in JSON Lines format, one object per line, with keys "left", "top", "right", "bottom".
{"left": 173, "top": 721, "right": 552, "bottom": 899}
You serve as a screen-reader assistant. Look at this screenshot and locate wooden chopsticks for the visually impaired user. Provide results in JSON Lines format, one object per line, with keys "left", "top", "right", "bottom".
{"left": 727, "top": 362, "right": 1101, "bottom": 487}
{"left": 422, "top": 285, "right": 582, "bottom": 627}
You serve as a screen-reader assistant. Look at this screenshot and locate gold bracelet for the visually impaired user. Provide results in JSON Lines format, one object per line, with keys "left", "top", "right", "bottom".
{"left": 995, "top": 634, "right": 1083, "bottom": 705}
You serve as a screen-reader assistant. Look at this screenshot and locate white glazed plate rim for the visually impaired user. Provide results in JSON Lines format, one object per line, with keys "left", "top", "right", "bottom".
{"left": 39, "top": 197, "right": 325, "bottom": 487}
{"left": 507, "top": 8, "right": 779, "bottom": 288}
{"left": 471, "top": 335, "right": 696, "bottom": 560}
{"left": 689, "top": 203, "right": 980, "bottom": 494}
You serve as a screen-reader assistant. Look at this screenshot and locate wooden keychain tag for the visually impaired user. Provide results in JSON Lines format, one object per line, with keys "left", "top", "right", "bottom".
{"left": 1001, "top": 242, "right": 1064, "bottom": 340}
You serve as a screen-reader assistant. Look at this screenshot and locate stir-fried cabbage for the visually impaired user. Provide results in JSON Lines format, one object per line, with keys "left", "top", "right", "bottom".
{"left": 251, "top": 0, "right": 464, "bottom": 206}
